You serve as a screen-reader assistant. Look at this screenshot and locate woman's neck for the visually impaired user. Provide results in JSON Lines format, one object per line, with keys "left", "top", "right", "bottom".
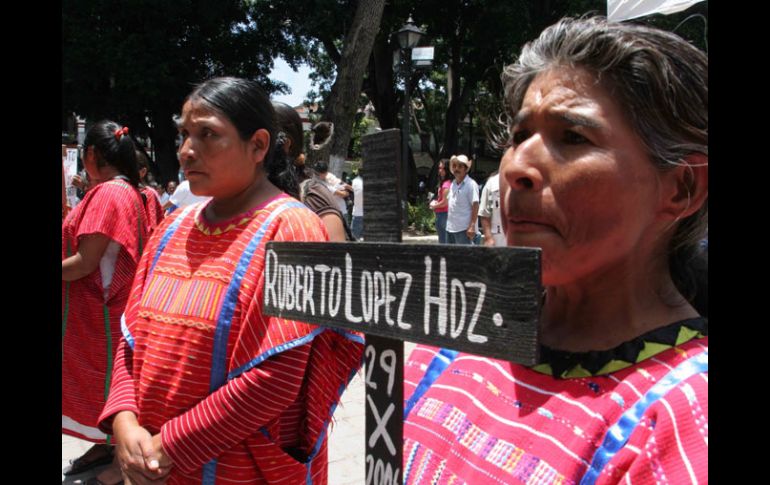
{"left": 205, "top": 177, "right": 281, "bottom": 223}
{"left": 539, "top": 258, "right": 698, "bottom": 352}
{"left": 95, "top": 165, "right": 121, "bottom": 183}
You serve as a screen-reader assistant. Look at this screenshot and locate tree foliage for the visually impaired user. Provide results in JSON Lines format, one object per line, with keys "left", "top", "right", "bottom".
{"left": 63, "top": 0, "right": 707, "bottom": 189}
{"left": 63, "top": 0, "right": 294, "bottom": 182}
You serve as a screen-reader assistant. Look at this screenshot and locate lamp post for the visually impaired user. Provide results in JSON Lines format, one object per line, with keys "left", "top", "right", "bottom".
{"left": 396, "top": 16, "right": 424, "bottom": 228}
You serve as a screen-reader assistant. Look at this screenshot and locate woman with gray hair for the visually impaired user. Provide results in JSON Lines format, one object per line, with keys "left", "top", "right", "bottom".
{"left": 403, "top": 16, "right": 707, "bottom": 484}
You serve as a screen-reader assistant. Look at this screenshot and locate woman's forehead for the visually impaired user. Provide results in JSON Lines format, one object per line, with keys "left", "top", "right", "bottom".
{"left": 180, "top": 100, "right": 226, "bottom": 125}
{"left": 524, "top": 69, "right": 598, "bottom": 107}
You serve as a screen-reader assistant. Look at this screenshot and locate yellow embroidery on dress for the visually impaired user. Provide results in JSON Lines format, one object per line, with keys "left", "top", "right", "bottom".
{"left": 194, "top": 208, "right": 267, "bottom": 235}
{"left": 636, "top": 341, "right": 671, "bottom": 362}
{"left": 596, "top": 359, "right": 633, "bottom": 375}
{"left": 138, "top": 310, "right": 215, "bottom": 331}
{"left": 563, "top": 364, "right": 592, "bottom": 378}
{"left": 192, "top": 270, "right": 231, "bottom": 283}
{"left": 676, "top": 325, "right": 701, "bottom": 345}
{"left": 486, "top": 381, "right": 501, "bottom": 396}
{"left": 530, "top": 363, "right": 553, "bottom": 375}
{"left": 154, "top": 266, "right": 193, "bottom": 278}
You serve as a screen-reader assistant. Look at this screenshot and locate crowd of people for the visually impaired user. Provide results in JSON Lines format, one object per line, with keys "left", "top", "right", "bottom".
{"left": 429, "top": 154, "right": 508, "bottom": 247}
{"left": 62, "top": 15, "right": 706, "bottom": 485}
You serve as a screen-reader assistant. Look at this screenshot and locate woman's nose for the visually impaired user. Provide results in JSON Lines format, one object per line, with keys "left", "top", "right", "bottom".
{"left": 501, "top": 140, "right": 545, "bottom": 192}
{"left": 178, "top": 138, "right": 195, "bottom": 164}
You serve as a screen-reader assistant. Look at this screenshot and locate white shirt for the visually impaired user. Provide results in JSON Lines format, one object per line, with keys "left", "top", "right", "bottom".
{"left": 352, "top": 176, "right": 364, "bottom": 217}
{"left": 446, "top": 176, "right": 479, "bottom": 233}
{"left": 169, "top": 180, "right": 211, "bottom": 208}
{"left": 321, "top": 176, "right": 348, "bottom": 214}
{"left": 478, "top": 174, "right": 506, "bottom": 246}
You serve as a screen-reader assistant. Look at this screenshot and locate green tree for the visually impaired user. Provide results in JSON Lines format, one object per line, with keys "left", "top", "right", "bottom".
{"left": 63, "top": 0, "right": 294, "bottom": 182}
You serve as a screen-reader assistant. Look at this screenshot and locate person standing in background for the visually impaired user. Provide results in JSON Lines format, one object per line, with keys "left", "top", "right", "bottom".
{"left": 351, "top": 168, "right": 364, "bottom": 240}
{"left": 478, "top": 171, "right": 506, "bottom": 246}
{"left": 159, "top": 180, "right": 176, "bottom": 206}
{"left": 62, "top": 120, "right": 148, "bottom": 484}
{"left": 445, "top": 154, "right": 479, "bottom": 245}
{"left": 429, "top": 158, "right": 453, "bottom": 244}
{"left": 162, "top": 178, "right": 210, "bottom": 214}
{"left": 136, "top": 149, "right": 164, "bottom": 233}
{"left": 320, "top": 161, "right": 352, "bottom": 216}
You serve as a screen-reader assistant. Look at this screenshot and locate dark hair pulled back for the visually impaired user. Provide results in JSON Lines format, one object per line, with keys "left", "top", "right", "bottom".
{"left": 186, "top": 77, "right": 298, "bottom": 197}
{"left": 83, "top": 120, "right": 141, "bottom": 187}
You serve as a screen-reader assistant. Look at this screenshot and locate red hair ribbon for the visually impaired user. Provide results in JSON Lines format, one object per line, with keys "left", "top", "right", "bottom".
{"left": 114, "top": 126, "right": 129, "bottom": 140}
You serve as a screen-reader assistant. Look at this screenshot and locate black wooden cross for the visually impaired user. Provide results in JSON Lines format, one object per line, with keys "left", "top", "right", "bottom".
{"left": 263, "top": 129, "right": 542, "bottom": 485}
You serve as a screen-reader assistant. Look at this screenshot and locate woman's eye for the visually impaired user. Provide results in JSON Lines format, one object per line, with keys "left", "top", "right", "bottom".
{"left": 563, "top": 130, "right": 589, "bottom": 144}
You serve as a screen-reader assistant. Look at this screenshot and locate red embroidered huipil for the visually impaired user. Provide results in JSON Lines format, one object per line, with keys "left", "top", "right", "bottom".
{"left": 141, "top": 186, "right": 164, "bottom": 234}
{"left": 62, "top": 178, "right": 147, "bottom": 442}
{"left": 99, "top": 195, "right": 363, "bottom": 484}
{"left": 403, "top": 336, "right": 708, "bottom": 485}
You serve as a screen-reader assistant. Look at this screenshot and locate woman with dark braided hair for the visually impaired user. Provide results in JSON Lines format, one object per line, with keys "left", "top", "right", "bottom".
{"left": 62, "top": 120, "right": 148, "bottom": 479}
{"left": 273, "top": 102, "right": 354, "bottom": 242}
{"left": 403, "top": 16, "right": 707, "bottom": 484}
{"left": 97, "top": 77, "right": 363, "bottom": 484}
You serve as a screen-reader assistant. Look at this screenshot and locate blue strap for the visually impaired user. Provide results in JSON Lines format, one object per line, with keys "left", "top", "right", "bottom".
{"left": 120, "top": 314, "right": 135, "bottom": 350}
{"left": 404, "top": 348, "right": 459, "bottom": 419}
{"left": 123, "top": 205, "right": 198, "bottom": 350}
{"left": 202, "top": 461, "right": 217, "bottom": 485}
{"left": 208, "top": 200, "right": 306, "bottom": 393}
{"left": 165, "top": 203, "right": 179, "bottom": 216}
{"left": 150, "top": 204, "right": 197, "bottom": 273}
{"left": 202, "top": 199, "right": 304, "bottom": 485}
{"left": 579, "top": 350, "right": 708, "bottom": 485}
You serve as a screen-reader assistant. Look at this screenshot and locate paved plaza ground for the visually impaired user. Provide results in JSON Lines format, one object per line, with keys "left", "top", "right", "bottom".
{"left": 63, "top": 340, "right": 419, "bottom": 483}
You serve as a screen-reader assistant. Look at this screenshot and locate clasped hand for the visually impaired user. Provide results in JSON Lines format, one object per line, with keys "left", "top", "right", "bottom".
{"left": 113, "top": 411, "right": 173, "bottom": 484}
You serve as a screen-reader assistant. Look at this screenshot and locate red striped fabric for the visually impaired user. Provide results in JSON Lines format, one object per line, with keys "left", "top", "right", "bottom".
{"left": 62, "top": 179, "right": 148, "bottom": 442}
{"left": 403, "top": 339, "right": 708, "bottom": 484}
{"left": 99, "top": 196, "right": 364, "bottom": 484}
{"left": 141, "top": 186, "right": 164, "bottom": 234}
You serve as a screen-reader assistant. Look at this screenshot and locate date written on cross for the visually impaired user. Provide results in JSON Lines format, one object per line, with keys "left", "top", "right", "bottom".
{"left": 263, "top": 242, "right": 542, "bottom": 364}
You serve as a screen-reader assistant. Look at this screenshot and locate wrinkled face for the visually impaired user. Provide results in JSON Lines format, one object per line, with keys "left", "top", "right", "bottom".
{"left": 176, "top": 99, "right": 268, "bottom": 199}
{"left": 500, "top": 67, "right": 663, "bottom": 285}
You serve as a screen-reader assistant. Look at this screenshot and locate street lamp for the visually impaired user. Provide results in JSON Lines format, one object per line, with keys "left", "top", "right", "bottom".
{"left": 395, "top": 16, "right": 425, "bottom": 228}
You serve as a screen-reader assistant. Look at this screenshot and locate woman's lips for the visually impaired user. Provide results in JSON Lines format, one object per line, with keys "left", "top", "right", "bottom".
{"left": 507, "top": 218, "right": 556, "bottom": 233}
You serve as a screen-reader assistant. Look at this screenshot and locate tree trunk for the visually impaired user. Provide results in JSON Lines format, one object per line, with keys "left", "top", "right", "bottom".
{"left": 441, "top": 37, "right": 464, "bottom": 159}
{"left": 312, "top": 0, "right": 387, "bottom": 176}
{"left": 364, "top": 34, "right": 399, "bottom": 131}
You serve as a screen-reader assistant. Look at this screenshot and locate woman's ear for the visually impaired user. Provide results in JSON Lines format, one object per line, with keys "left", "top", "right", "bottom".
{"left": 249, "top": 129, "right": 271, "bottom": 163}
{"left": 659, "top": 153, "right": 708, "bottom": 220}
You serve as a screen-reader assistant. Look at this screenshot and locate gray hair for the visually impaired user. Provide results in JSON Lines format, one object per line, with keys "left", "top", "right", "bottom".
{"left": 502, "top": 16, "right": 708, "bottom": 306}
